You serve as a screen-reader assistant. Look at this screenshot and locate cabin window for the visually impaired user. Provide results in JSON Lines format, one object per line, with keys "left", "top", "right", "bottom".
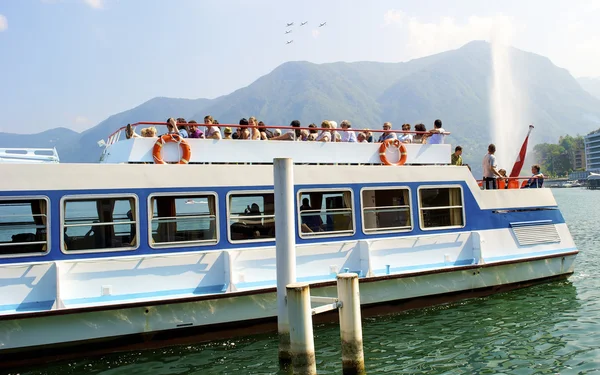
{"left": 361, "top": 188, "right": 412, "bottom": 233}
{"left": 228, "top": 192, "right": 275, "bottom": 242}
{"left": 298, "top": 190, "right": 354, "bottom": 238}
{"left": 62, "top": 196, "right": 138, "bottom": 252}
{"left": 150, "top": 193, "right": 217, "bottom": 247}
{"left": 418, "top": 187, "right": 464, "bottom": 229}
{"left": 0, "top": 198, "right": 49, "bottom": 256}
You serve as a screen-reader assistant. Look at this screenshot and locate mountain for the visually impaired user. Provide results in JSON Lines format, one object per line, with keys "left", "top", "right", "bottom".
{"left": 63, "top": 97, "right": 215, "bottom": 162}
{"left": 578, "top": 77, "right": 600, "bottom": 100}
{"left": 0, "top": 127, "right": 79, "bottom": 154}
{"left": 4, "top": 41, "right": 600, "bottom": 168}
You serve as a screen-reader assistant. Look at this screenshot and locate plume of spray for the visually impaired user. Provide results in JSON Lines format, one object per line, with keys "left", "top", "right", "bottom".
{"left": 489, "top": 21, "right": 529, "bottom": 171}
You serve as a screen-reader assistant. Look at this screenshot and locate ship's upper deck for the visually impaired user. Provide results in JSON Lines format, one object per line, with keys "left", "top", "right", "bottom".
{"left": 99, "top": 122, "right": 452, "bottom": 165}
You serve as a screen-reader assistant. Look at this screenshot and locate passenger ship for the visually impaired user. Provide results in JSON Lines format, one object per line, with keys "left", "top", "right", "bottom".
{"left": 0, "top": 123, "right": 578, "bottom": 367}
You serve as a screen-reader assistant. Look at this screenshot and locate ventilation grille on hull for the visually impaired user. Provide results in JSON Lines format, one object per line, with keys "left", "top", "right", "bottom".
{"left": 510, "top": 220, "right": 561, "bottom": 246}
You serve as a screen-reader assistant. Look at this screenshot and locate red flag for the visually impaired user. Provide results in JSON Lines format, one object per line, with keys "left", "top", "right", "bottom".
{"left": 509, "top": 125, "right": 534, "bottom": 178}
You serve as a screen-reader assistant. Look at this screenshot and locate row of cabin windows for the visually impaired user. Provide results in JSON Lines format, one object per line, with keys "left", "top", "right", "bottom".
{"left": 0, "top": 187, "right": 464, "bottom": 256}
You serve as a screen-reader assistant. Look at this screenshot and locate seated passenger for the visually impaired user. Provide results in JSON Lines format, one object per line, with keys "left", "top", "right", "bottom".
{"left": 238, "top": 118, "right": 250, "bottom": 139}
{"left": 378, "top": 122, "right": 397, "bottom": 142}
{"left": 166, "top": 118, "right": 180, "bottom": 135}
{"left": 340, "top": 120, "right": 357, "bottom": 142}
{"left": 188, "top": 120, "right": 204, "bottom": 138}
{"left": 413, "top": 123, "right": 427, "bottom": 144}
{"left": 248, "top": 117, "right": 261, "bottom": 140}
{"left": 398, "top": 123, "right": 413, "bottom": 143}
{"left": 426, "top": 119, "right": 446, "bottom": 144}
{"left": 223, "top": 127, "right": 233, "bottom": 139}
{"left": 357, "top": 132, "right": 369, "bottom": 143}
{"left": 316, "top": 121, "right": 332, "bottom": 142}
{"left": 497, "top": 168, "right": 509, "bottom": 189}
{"left": 176, "top": 118, "right": 189, "bottom": 138}
{"left": 522, "top": 164, "right": 544, "bottom": 188}
{"left": 125, "top": 123, "right": 141, "bottom": 139}
{"left": 258, "top": 121, "right": 273, "bottom": 139}
{"left": 271, "top": 120, "right": 301, "bottom": 141}
{"left": 204, "top": 115, "right": 221, "bottom": 139}
{"left": 141, "top": 127, "right": 157, "bottom": 137}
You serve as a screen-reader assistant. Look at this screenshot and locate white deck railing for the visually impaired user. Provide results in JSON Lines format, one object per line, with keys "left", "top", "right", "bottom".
{"left": 0, "top": 148, "right": 60, "bottom": 164}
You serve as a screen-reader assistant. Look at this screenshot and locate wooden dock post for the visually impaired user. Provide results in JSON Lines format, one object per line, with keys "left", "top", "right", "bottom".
{"left": 337, "top": 273, "right": 366, "bottom": 375}
{"left": 287, "top": 283, "right": 317, "bottom": 375}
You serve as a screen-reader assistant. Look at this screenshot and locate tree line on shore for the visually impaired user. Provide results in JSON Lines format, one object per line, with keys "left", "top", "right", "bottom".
{"left": 533, "top": 135, "right": 585, "bottom": 178}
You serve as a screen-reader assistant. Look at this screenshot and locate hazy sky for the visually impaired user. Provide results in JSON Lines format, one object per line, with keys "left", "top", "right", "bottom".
{"left": 1, "top": 0, "right": 599, "bottom": 134}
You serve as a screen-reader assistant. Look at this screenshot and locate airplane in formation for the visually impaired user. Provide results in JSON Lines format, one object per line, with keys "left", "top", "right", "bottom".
{"left": 286, "top": 22, "right": 294, "bottom": 27}
{"left": 285, "top": 30, "right": 292, "bottom": 34}
{"left": 286, "top": 40, "right": 293, "bottom": 44}
{"left": 319, "top": 22, "right": 327, "bottom": 27}
{"left": 301, "top": 21, "right": 308, "bottom": 26}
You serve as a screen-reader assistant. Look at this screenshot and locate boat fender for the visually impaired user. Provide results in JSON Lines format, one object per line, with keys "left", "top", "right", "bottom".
{"left": 152, "top": 134, "right": 192, "bottom": 164}
{"left": 379, "top": 139, "right": 407, "bottom": 166}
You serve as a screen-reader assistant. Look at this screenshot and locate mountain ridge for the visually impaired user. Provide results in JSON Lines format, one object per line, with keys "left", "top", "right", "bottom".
{"left": 1, "top": 41, "right": 599, "bottom": 166}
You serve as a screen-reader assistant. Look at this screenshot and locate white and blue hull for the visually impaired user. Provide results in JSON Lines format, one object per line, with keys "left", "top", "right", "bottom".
{"left": 0, "top": 162, "right": 578, "bottom": 366}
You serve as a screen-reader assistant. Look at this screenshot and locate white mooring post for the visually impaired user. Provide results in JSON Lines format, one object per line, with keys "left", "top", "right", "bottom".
{"left": 274, "top": 158, "right": 297, "bottom": 365}
{"left": 337, "top": 273, "right": 366, "bottom": 375}
{"left": 287, "top": 283, "right": 317, "bottom": 375}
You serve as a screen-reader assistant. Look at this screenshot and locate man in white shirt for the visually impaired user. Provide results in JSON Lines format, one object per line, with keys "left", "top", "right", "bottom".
{"left": 482, "top": 144, "right": 502, "bottom": 189}
{"left": 377, "top": 122, "right": 397, "bottom": 142}
{"left": 427, "top": 119, "right": 446, "bottom": 144}
{"left": 339, "top": 120, "right": 357, "bottom": 142}
{"left": 398, "top": 123, "right": 413, "bottom": 143}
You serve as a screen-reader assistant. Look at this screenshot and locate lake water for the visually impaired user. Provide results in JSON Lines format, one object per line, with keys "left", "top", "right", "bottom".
{"left": 16, "top": 188, "right": 600, "bottom": 375}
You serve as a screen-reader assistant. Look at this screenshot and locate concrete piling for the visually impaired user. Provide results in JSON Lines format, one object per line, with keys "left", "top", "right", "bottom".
{"left": 286, "top": 283, "right": 317, "bottom": 375}
{"left": 274, "top": 158, "right": 297, "bottom": 365}
{"left": 337, "top": 273, "right": 366, "bottom": 375}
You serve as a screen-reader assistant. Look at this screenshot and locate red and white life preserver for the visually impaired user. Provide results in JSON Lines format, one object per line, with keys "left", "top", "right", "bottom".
{"left": 379, "top": 139, "right": 408, "bottom": 166}
{"left": 152, "top": 134, "right": 191, "bottom": 164}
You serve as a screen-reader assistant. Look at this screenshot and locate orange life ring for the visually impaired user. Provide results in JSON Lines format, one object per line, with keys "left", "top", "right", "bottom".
{"left": 152, "top": 134, "right": 191, "bottom": 164}
{"left": 379, "top": 139, "right": 408, "bottom": 166}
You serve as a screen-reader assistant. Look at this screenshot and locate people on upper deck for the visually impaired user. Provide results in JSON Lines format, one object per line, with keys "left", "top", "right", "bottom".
{"left": 482, "top": 143, "right": 503, "bottom": 190}
{"left": 357, "top": 132, "right": 369, "bottom": 143}
{"left": 398, "top": 123, "right": 413, "bottom": 143}
{"left": 522, "top": 164, "right": 544, "bottom": 188}
{"left": 248, "top": 117, "right": 261, "bottom": 140}
{"left": 340, "top": 120, "right": 357, "bottom": 142}
{"left": 451, "top": 146, "right": 463, "bottom": 166}
{"left": 125, "top": 123, "right": 140, "bottom": 139}
{"left": 141, "top": 127, "right": 157, "bottom": 137}
{"left": 427, "top": 119, "right": 445, "bottom": 144}
{"left": 176, "top": 118, "right": 189, "bottom": 138}
{"left": 258, "top": 121, "right": 273, "bottom": 140}
{"left": 413, "top": 123, "right": 427, "bottom": 144}
{"left": 223, "top": 127, "right": 233, "bottom": 139}
{"left": 497, "top": 168, "right": 509, "bottom": 189}
{"left": 166, "top": 118, "right": 180, "bottom": 135}
{"left": 316, "top": 121, "right": 332, "bottom": 142}
{"left": 329, "top": 121, "right": 338, "bottom": 143}
{"left": 378, "top": 122, "right": 397, "bottom": 142}
{"left": 188, "top": 120, "right": 204, "bottom": 139}
{"left": 271, "top": 120, "right": 301, "bottom": 141}
{"left": 237, "top": 118, "right": 249, "bottom": 139}
{"left": 204, "top": 115, "right": 221, "bottom": 139}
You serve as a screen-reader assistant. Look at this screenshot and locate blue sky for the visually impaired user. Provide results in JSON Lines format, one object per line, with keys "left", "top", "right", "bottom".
{"left": 0, "top": 0, "right": 599, "bottom": 134}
